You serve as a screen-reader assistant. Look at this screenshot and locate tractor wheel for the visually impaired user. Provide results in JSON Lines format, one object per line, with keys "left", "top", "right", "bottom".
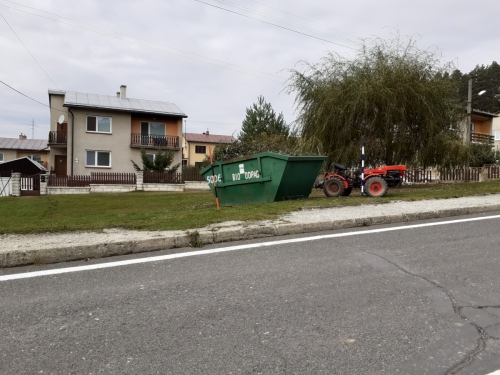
{"left": 323, "top": 178, "right": 345, "bottom": 197}
{"left": 365, "top": 177, "right": 388, "bottom": 197}
{"left": 342, "top": 187, "right": 352, "bottom": 197}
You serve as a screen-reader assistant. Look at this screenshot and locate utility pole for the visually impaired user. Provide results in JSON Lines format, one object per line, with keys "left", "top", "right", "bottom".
{"left": 29, "top": 118, "right": 36, "bottom": 139}
{"left": 467, "top": 77, "right": 474, "bottom": 145}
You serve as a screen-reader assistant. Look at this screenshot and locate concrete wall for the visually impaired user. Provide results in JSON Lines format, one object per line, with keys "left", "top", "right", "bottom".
{"left": 47, "top": 187, "right": 91, "bottom": 195}
{"left": 90, "top": 184, "right": 136, "bottom": 193}
{"left": 11, "top": 173, "right": 21, "bottom": 196}
{"left": 143, "top": 184, "right": 184, "bottom": 192}
{"left": 185, "top": 181, "right": 210, "bottom": 190}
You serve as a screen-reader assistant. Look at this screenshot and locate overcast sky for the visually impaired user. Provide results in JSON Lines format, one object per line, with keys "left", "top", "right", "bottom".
{"left": 0, "top": 0, "right": 498, "bottom": 140}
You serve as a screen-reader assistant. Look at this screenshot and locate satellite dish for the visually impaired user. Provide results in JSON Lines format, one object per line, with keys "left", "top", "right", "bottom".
{"left": 58, "top": 114, "right": 65, "bottom": 124}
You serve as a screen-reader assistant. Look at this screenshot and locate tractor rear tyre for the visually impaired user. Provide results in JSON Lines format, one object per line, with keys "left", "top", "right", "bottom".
{"left": 342, "top": 187, "right": 352, "bottom": 197}
{"left": 323, "top": 178, "right": 345, "bottom": 197}
{"left": 365, "top": 177, "right": 388, "bottom": 197}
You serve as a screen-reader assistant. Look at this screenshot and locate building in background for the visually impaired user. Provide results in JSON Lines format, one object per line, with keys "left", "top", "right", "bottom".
{"left": 0, "top": 134, "right": 49, "bottom": 169}
{"left": 48, "top": 85, "right": 187, "bottom": 175}
{"left": 493, "top": 110, "right": 500, "bottom": 151}
{"left": 183, "top": 130, "right": 236, "bottom": 167}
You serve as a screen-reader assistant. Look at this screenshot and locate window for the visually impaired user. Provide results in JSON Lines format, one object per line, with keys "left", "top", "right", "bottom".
{"left": 195, "top": 145, "right": 206, "bottom": 154}
{"left": 86, "top": 150, "right": 111, "bottom": 167}
{"left": 0, "top": 153, "right": 3, "bottom": 162}
{"left": 495, "top": 131, "right": 500, "bottom": 141}
{"left": 87, "top": 116, "right": 112, "bottom": 133}
{"left": 28, "top": 154, "right": 42, "bottom": 163}
{"left": 145, "top": 153, "right": 156, "bottom": 163}
{"left": 182, "top": 159, "right": 188, "bottom": 166}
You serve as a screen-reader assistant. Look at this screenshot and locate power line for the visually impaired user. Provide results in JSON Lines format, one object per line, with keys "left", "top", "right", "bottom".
{"left": 188, "top": 120, "right": 241, "bottom": 126}
{"left": 247, "top": 0, "right": 361, "bottom": 40}
{"left": 1, "top": 80, "right": 243, "bottom": 133}
{"left": 0, "top": 10, "right": 60, "bottom": 90}
{"left": 0, "top": 80, "right": 65, "bottom": 112}
{"left": 194, "top": 0, "right": 358, "bottom": 50}
{"left": 0, "top": 1, "right": 286, "bottom": 83}
{"left": 209, "top": 0, "right": 361, "bottom": 46}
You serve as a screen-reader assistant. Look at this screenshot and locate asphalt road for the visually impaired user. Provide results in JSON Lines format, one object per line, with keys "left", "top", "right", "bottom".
{"left": 2, "top": 213, "right": 500, "bottom": 375}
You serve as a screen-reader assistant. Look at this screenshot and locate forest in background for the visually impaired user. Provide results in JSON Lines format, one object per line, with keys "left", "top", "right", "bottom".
{"left": 452, "top": 61, "right": 500, "bottom": 113}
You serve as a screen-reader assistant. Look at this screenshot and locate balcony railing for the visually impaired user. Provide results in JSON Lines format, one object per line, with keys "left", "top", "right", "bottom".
{"left": 471, "top": 132, "right": 494, "bottom": 144}
{"left": 131, "top": 134, "right": 180, "bottom": 149}
{"left": 48, "top": 131, "right": 68, "bottom": 145}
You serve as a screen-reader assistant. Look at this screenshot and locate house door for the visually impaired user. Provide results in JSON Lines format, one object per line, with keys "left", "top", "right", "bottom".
{"left": 141, "top": 122, "right": 149, "bottom": 145}
{"left": 54, "top": 155, "right": 67, "bottom": 176}
{"left": 57, "top": 122, "right": 68, "bottom": 143}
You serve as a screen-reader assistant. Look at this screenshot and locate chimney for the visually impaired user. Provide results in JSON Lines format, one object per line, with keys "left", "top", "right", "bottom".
{"left": 19, "top": 133, "right": 27, "bottom": 140}
{"left": 116, "top": 92, "right": 120, "bottom": 98}
{"left": 205, "top": 129, "right": 209, "bottom": 135}
{"left": 119, "top": 85, "right": 127, "bottom": 99}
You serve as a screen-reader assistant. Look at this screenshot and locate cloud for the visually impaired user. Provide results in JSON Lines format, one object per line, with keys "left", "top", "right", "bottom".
{"left": 0, "top": 0, "right": 498, "bottom": 140}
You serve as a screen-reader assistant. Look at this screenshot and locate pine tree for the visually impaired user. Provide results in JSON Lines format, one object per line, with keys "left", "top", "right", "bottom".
{"left": 239, "top": 96, "right": 289, "bottom": 142}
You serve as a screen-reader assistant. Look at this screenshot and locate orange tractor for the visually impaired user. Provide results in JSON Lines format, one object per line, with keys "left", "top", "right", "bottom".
{"left": 316, "top": 162, "right": 407, "bottom": 197}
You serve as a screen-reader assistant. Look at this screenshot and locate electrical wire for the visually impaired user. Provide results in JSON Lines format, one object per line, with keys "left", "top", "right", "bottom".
{"left": 194, "top": 0, "right": 358, "bottom": 50}
{"left": 209, "top": 0, "right": 361, "bottom": 46}
{"left": 0, "top": 10, "right": 60, "bottom": 90}
{"left": 0, "top": 1, "right": 286, "bottom": 82}
{"left": 188, "top": 120, "right": 241, "bottom": 126}
{"left": 247, "top": 0, "right": 360, "bottom": 39}
{"left": 0, "top": 80, "right": 66, "bottom": 112}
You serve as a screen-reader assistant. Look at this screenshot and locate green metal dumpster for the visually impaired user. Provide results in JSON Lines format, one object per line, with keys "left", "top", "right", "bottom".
{"left": 200, "top": 152, "right": 326, "bottom": 206}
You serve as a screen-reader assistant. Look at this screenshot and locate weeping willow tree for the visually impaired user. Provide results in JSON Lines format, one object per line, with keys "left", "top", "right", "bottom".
{"left": 287, "top": 35, "right": 466, "bottom": 168}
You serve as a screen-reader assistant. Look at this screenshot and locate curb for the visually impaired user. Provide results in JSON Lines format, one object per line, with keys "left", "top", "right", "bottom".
{"left": 2, "top": 204, "right": 500, "bottom": 268}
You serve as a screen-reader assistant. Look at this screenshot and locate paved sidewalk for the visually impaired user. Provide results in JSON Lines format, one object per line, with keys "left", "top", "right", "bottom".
{"left": 2, "top": 194, "right": 500, "bottom": 268}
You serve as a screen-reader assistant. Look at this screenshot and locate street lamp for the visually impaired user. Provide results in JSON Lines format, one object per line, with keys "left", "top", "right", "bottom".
{"left": 466, "top": 76, "right": 486, "bottom": 144}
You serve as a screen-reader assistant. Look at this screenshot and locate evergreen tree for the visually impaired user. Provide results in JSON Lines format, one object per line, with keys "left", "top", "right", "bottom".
{"left": 239, "top": 96, "right": 289, "bottom": 142}
{"left": 452, "top": 61, "right": 500, "bottom": 113}
{"left": 131, "top": 149, "right": 180, "bottom": 173}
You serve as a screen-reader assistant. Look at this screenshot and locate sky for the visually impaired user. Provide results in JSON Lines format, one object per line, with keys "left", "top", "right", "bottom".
{"left": 0, "top": 0, "right": 499, "bottom": 140}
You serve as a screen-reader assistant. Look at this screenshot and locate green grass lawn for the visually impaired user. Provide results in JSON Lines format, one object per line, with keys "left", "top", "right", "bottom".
{"left": 1, "top": 181, "right": 499, "bottom": 234}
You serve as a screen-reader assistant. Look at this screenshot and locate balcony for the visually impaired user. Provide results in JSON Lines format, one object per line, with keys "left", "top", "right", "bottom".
{"left": 471, "top": 132, "right": 494, "bottom": 144}
{"left": 131, "top": 134, "right": 180, "bottom": 150}
{"left": 48, "top": 131, "right": 67, "bottom": 145}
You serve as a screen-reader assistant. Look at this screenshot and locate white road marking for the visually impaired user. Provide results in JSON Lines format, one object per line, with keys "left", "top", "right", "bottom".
{"left": 487, "top": 371, "right": 500, "bottom": 375}
{"left": 2, "top": 214, "right": 500, "bottom": 282}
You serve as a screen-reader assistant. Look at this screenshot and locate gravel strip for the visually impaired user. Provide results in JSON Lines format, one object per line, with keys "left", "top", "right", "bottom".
{"left": 1, "top": 194, "right": 500, "bottom": 256}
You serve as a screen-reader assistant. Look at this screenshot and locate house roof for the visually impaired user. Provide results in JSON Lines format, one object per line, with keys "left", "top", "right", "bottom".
{"left": 184, "top": 133, "right": 236, "bottom": 144}
{"left": 49, "top": 90, "right": 187, "bottom": 118}
{"left": 0, "top": 137, "right": 48, "bottom": 151}
{"left": 471, "top": 109, "right": 498, "bottom": 121}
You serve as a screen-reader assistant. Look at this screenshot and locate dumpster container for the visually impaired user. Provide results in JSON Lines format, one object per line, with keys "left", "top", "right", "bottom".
{"left": 200, "top": 152, "right": 326, "bottom": 206}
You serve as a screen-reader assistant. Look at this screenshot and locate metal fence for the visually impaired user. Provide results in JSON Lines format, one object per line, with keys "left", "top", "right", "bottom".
{"left": 486, "top": 165, "right": 500, "bottom": 179}
{"left": 144, "top": 171, "right": 183, "bottom": 184}
{"left": 402, "top": 168, "right": 484, "bottom": 183}
{"left": 438, "top": 168, "right": 481, "bottom": 182}
{"left": 48, "top": 172, "right": 136, "bottom": 187}
{"left": 47, "top": 170, "right": 205, "bottom": 187}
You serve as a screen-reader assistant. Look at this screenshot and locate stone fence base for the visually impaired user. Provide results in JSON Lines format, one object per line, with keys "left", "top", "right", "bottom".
{"left": 185, "top": 181, "right": 210, "bottom": 191}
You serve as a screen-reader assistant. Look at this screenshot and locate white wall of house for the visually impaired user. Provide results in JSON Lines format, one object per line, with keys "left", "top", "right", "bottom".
{"left": 493, "top": 116, "right": 500, "bottom": 151}
{"left": 49, "top": 92, "right": 184, "bottom": 175}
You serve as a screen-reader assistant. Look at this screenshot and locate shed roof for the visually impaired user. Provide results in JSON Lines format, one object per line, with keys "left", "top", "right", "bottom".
{"left": 184, "top": 133, "right": 236, "bottom": 144}
{"left": 0, "top": 137, "right": 48, "bottom": 151}
{"left": 50, "top": 90, "right": 187, "bottom": 117}
{"left": 0, "top": 156, "right": 48, "bottom": 177}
